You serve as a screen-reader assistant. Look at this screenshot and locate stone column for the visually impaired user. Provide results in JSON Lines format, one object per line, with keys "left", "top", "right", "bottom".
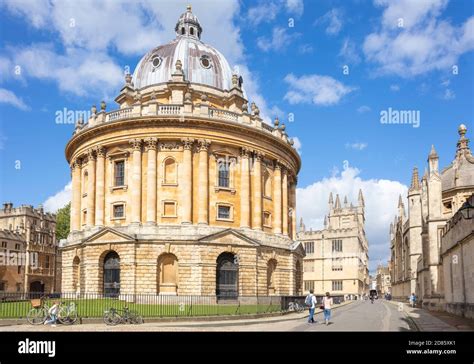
{"left": 145, "top": 138, "right": 158, "bottom": 225}
{"left": 290, "top": 179, "right": 297, "bottom": 240}
{"left": 95, "top": 146, "right": 106, "bottom": 226}
{"left": 86, "top": 149, "right": 96, "bottom": 227}
{"left": 240, "top": 148, "right": 251, "bottom": 228}
{"left": 130, "top": 139, "right": 142, "bottom": 225}
{"left": 181, "top": 138, "right": 194, "bottom": 224}
{"left": 71, "top": 159, "right": 81, "bottom": 231}
{"left": 197, "top": 139, "right": 210, "bottom": 224}
{"left": 252, "top": 151, "right": 263, "bottom": 230}
{"left": 273, "top": 161, "right": 282, "bottom": 234}
{"left": 282, "top": 167, "right": 289, "bottom": 236}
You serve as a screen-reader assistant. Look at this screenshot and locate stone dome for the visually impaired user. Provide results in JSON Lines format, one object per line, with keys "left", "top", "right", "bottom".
{"left": 132, "top": 6, "right": 236, "bottom": 92}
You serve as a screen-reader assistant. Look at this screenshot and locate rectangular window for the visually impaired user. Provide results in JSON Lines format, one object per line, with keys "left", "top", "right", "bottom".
{"left": 113, "top": 204, "right": 124, "bottom": 219}
{"left": 45, "top": 256, "right": 50, "bottom": 269}
{"left": 0, "top": 282, "right": 4, "bottom": 291}
{"left": 218, "top": 162, "right": 230, "bottom": 188}
{"left": 263, "top": 212, "right": 271, "bottom": 226}
{"left": 15, "top": 243, "right": 20, "bottom": 251}
{"left": 304, "top": 281, "right": 314, "bottom": 291}
{"left": 163, "top": 202, "right": 177, "bottom": 217}
{"left": 17, "top": 265, "right": 21, "bottom": 274}
{"left": 217, "top": 205, "right": 231, "bottom": 220}
{"left": 304, "top": 241, "right": 314, "bottom": 254}
{"left": 1, "top": 241, "right": 6, "bottom": 248}
{"left": 114, "top": 160, "right": 125, "bottom": 186}
{"left": 82, "top": 210, "right": 87, "bottom": 225}
{"left": 332, "top": 258, "right": 343, "bottom": 271}
{"left": 332, "top": 280, "right": 343, "bottom": 291}
{"left": 332, "top": 239, "right": 343, "bottom": 252}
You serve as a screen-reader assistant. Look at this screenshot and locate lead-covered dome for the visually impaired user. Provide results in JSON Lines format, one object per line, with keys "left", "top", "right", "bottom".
{"left": 132, "top": 5, "right": 235, "bottom": 92}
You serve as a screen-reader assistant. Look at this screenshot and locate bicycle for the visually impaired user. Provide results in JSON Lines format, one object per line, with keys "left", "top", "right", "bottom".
{"left": 103, "top": 306, "right": 144, "bottom": 326}
{"left": 288, "top": 301, "right": 306, "bottom": 312}
{"left": 58, "top": 301, "right": 78, "bottom": 325}
{"left": 26, "top": 296, "right": 50, "bottom": 325}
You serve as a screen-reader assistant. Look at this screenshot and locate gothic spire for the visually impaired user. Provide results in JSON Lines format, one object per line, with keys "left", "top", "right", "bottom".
{"left": 335, "top": 194, "right": 341, "bottom": 209}
{"left": 358, "top": 189, "right": 365, "bottom": 207}
{"left": 409, "top": 167, "right": 420, "bottom": 191}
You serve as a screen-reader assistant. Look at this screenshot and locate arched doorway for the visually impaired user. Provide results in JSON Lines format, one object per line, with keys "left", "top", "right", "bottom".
{"left": 29, "top": 281, "right": 44, "bottom": 295}
{"left": 103, "top": 251, "right": 120, "bottom": 297}
{"left": 267, "top": 259, "right": 277, "bottom": 295}
{"left": 72, "top": 256, "right": 81, "bottom": 293}
{"left": 216, "top": 252, "right": 238, "bottom": 299}
{"left": 157, "top": 253, "right": 178, "bottom": 295}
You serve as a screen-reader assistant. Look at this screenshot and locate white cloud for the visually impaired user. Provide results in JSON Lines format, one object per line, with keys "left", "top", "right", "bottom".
{"left": 339, "top": 38, "right": 361, "bottom": 64}
{"left": 298, "top": 44, "right": 314, "bottom": 54}
{"left": 292, "top": 136, "right": 302, "bottom": 154}
{"left": 357, "top": 105, "right": 371, "bottom": 113}
{"left": 390, "top": 84, "right": 400, "bottom": 91}
{"left": 246, "top": 2, "right": 280, "bottom": 26}
{"left": 43, "top": 182, "right": 72, "bottom": 213}
{"left": 345, "top": 142, "right": 368, "bottom": 150}
{"left": 0, "top": 88, "right": 29, "bottom": 110}
{"left": 257, "top": 27, "right": 300, "bottom": 52}
{"left": 364, "top": 0, "right": 474, "bottom": 77}
{"left": 443, "top": 88, "right": 455, "bottom": 100}
{"left": 297, "top": 165, "right": 408, "bottom": 271}
{"left": 316, "top": 8, "right": 343, "bottom": 35}
{"left": 284, "top": 73, "right": 356, "bottom": 106}
{"left": 285, "top": 0, "right": 304, "bottom": 17}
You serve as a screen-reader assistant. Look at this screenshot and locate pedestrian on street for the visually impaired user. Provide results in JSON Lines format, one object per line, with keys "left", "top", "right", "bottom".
{"left": 322, "top": 292, "right": 333, "bottom": 326}
{"left": 305, "top": 289, "right": 317, "bottom": 323}
{"left": 409, "top": 293, "right": 417, "bottom": 308}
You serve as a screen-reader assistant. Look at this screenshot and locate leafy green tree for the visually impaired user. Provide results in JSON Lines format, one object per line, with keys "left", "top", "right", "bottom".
{"left": 55, "top": 203, "right": 70, "bottom": 240}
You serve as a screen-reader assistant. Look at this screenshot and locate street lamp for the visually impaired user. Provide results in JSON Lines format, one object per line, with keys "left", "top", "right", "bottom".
{"left": 459, "top": 200, "right": 474, "bottom": 220}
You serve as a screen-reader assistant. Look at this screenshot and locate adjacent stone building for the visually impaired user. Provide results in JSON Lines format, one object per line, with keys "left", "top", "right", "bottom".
{"left": 298, "top": 191, "right": 370, "bottom": 299}
{"left": 390, "top": 124, "right": 474, "bottom": 314}
{"left": 375, "top": 264, "right": 391, "bottom": 296}
{"left": 60, "top": 6, "right": 304, "bottom": 298}
{"left": 0, "top": 203, "right": 60, "bottom": 294}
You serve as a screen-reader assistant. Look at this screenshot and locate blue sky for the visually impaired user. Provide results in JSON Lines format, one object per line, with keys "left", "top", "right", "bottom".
{"left": 0, "top": 0, "right": 473, "bottom": 271}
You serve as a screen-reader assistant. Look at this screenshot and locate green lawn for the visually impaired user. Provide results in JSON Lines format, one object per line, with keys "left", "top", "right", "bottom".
{"left": 0, "top": 298, "right": 282, "bottom": 319}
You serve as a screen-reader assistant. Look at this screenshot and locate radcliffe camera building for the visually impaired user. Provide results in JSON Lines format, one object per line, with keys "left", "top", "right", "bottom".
{"left": 298, "top": 191, "right": 370, "bottom": 299}
{"left": 60, "top": 6, "right": 304, "bottom": 298}
{"left": 390, "top": 125, "right": 474, "bottom": 318}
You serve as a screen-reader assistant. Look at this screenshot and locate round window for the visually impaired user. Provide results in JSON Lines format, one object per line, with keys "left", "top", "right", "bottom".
{"left": 200, "top": 56, "right": 211, "bottom": 69}
{"left": 151, "top": 56, "right": 162, "bottom": 68}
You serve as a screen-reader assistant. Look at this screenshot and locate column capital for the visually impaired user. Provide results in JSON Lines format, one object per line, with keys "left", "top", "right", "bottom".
{"left": 71, "top": 158, "right": 81, "bottom": 171}
{"left": 87, "top": 148, "right": 96, "bottom": 161}
{"left": 240, "top": 147, "right": 251, "bottom": 158}
{"left": 95, "top": 146, "right": 106, "bottom": 157}
{"left": 129, "top": 138, "right": 142, "bottom": 151}
{"left": 197, "top": 139, "right": 211, "bottom": 151}
{"left": 253, "top": 150, "right": 264, "bottom": 161}
{"left": 144, "top": 137, "right": 158, "bottom": 151}
{"left": 181, "top": 138, "right": 195, "bottom": 150}
{"left": 273, "top": 159, "right": 282, "bottom": 170}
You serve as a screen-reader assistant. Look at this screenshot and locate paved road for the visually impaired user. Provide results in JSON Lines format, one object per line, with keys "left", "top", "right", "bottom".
{"left": 0, "top": 300, "right": 413, "bottom": 332}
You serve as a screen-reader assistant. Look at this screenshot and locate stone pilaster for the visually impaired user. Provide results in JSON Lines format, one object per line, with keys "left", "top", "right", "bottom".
{"left": 273, "top": 161, "right": 282, "bottom": 234}
{"left": 145, "top": 138, "right": 158, "bottom": 225}
{"left": 130, "top": 138, "right": 142, "bottom": 225}
{"left": 252, "top": 151, "right": 263, "bottom": 230}
{"left": 282, "top": 167, "right": 288, "bottom": 236}
{"left": 86, "top": 149, "right": 96, "bottom": 227}
{"left": 71, "top": 159, "right": 81, "bottom": 231}
{"left": 240, "top": 147, "right": 251, "bottom": 228}
{"left": 181, "top": 138, "right": 194, "bottom": 224}
{"left": 197, "top": 139, "right": 210, "bottom": 224}
{"left": 290, "top": 179, "right": 297, "bottom": 240}
{"left": 95, "top": 146, "right": 106, "bottom": 226}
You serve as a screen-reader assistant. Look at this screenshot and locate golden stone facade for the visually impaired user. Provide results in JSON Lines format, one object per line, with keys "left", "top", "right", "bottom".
{"left": 60, "top": 7, "right": 303, "bottom": 298}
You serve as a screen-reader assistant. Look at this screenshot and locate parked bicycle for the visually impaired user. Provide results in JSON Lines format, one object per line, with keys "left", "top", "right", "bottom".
{"left": 58, "top": 301, "right": 78, "bottom": 325}
{"left": 288, "top": 301, "right": 306, "bottom": 312}
{"left": 26, "top": 296, "right": 50, "bottom": 325}
{"left": 103, "top": 306, "right": 144, "bottom": 325}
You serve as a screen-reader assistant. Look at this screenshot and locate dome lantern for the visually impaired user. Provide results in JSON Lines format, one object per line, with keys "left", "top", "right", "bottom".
{"left": 175, "top": 5, "right": 203, "bottom": 40}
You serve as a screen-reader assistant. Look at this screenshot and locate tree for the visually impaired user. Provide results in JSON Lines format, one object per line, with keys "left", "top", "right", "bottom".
{"left": 55, "top": 203, "right": 70, "bottom": 241}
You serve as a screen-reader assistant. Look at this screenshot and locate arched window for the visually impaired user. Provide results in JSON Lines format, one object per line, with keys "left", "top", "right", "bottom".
{"left": 163, "top": 157, "right": 177, "bottom": 184}
{"left": 218, "top": 160, "right": 230, "bottom": 188}
{"left": 157, "top": 253, "right": 178, "bottom": 294}
{"left": 181, "top": 27, "right": 185, "bottom": 35}
{"left": 72, "top": 256, "right": 81, "bottom": 293}
{"left": 83, "top": 171, "right": 88, "bottom": 193}
{"left": 263, "top": 169, "right": 272, "bottom": 198}
{"left": 190, "top": 27, "right": 194, "bottom": 36}
{"left": 103, "top": 251, "right": 120, "bottom": 297}
{"left": 267, "top": 259, "right": 277, "bottom": 295}
{"left": 216, "top": 252, "right": 238, "bottom": 299}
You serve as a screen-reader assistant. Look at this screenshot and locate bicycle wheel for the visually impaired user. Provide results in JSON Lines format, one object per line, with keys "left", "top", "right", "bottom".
{"left": 27, "top": 308, "right": 47, "bottom": 325}
{"left": 103, "top": 311, "right": 121, "bottom": 326}
{"left": 58, "top": 307, "right": 78, "bottom": 325}
{"left": 131, "top": 314, "right": 144, "bottom": 324}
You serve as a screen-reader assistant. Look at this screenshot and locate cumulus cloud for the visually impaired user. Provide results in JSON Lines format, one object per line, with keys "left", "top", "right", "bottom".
{"left": 0, "top": 88, "right": 29, "bottom": 110}
{"left": 292, "top": 136, "right": 302, "bottom": 154}
{"left": 257, "top": 27, "right": 300, "bottom": 52}
{"left": 285, "top": 0, "right": 304, "bottom": 17}
{"left": 363, "top": 0, "right": 474, "bottom": 77}
{"left": 43, "top": 182, "right": 72, "bottom": 213}
{"left": 443, "top": 88, "right": 455, "bottom": 100}
{"left": 246, "top": 0, "right": 304, "bottom": 26}
{"left": 284, "top": 73, "right": 356, "bottom": 106}
{"left": 297, "top": 165, "right": 408, "bottom": 271}
{"left": 315, "top": 8, "right": 343, "bottom": 35}
{"left": 390, "top": 84, "right": 400, "bottom": 92}
{"left": 339, "top": 38, "right": 361, "bottom": 65}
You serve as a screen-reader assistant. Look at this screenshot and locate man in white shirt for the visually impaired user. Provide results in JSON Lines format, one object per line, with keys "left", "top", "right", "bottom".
{"left": 305, "top": 289, "right": 317, "bottom": 323}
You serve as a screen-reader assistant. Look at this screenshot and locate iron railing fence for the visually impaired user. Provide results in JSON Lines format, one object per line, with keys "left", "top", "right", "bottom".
{"left": 0, "top": 292, "right": 337, "bottom": 319}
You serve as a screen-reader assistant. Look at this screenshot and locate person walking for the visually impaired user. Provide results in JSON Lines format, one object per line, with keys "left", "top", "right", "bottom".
{"left": 409, "top": 293, "right": 417, "bottom": 308}
{"left": 305, "top": 289, "right": 317, "bottom": 323}
{"left": 44, "top": 301, "right": 60, "bottom": 327}
{"left": 322, "top": 292, "right": 333, "bottom": 326}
